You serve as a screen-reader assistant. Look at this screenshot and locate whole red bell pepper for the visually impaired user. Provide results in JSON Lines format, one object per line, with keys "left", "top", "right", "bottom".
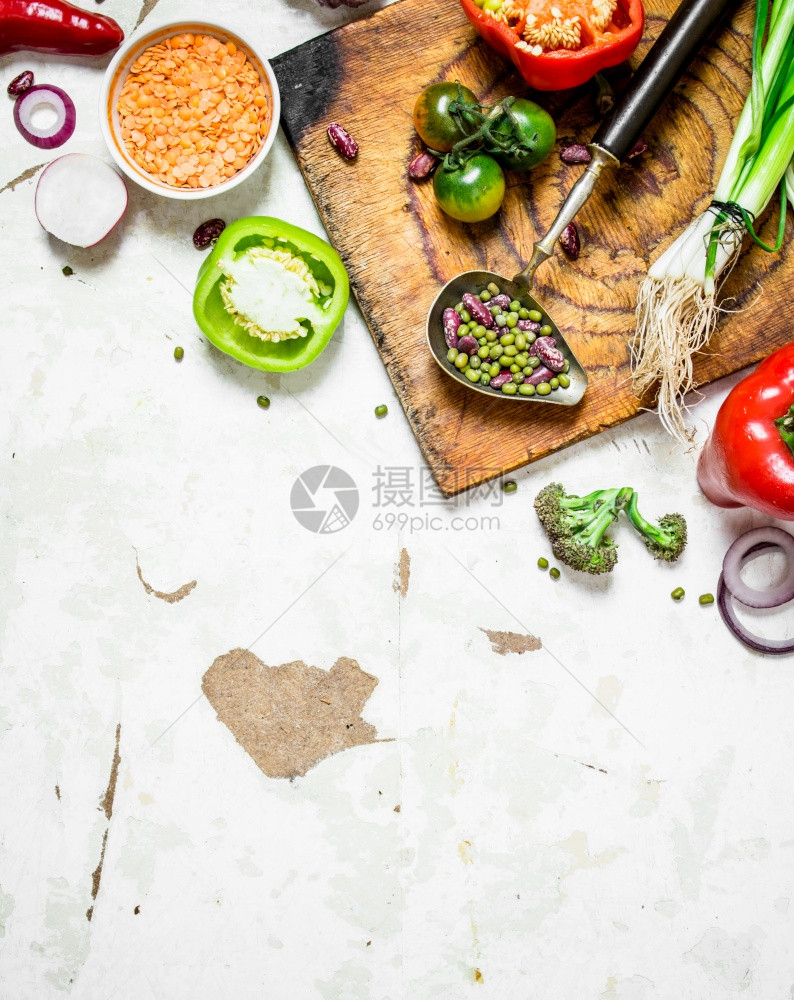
{"left": 459, "top": 0, "right": 644, "bottom": 91}
{"left": 0, "top": 0, "right": 123, "bottom": 56}
{"left": 697, "top": 343, "right": 794, "bottom": 521}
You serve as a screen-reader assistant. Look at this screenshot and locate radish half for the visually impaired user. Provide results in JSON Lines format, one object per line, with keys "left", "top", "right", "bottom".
{"left": 35, "top": 154, "right": 128, "bottom": 248}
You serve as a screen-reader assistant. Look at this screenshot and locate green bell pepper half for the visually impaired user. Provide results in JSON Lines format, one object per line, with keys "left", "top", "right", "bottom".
{"left": 192, "top": 216, "right": 349, "bottom": 373}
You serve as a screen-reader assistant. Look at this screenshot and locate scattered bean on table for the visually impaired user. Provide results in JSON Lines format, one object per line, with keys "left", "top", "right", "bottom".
{"left": 443, "top": 283, "right": 572, "bottom": 398}
{"left": 174, "top": 346, "right": 184, "bottom": 360}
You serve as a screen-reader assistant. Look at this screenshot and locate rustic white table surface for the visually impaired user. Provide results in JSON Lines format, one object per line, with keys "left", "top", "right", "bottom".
{"left": 2, "top": 0, "right": 793, "bottom": 997}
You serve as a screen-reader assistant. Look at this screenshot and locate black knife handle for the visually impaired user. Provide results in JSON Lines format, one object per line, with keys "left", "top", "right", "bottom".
{"left": 592, "top": 0, "right": 738, "bottom": 163}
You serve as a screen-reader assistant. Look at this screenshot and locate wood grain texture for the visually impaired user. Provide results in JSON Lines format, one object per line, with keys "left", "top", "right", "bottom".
{"left": 272, "top": 0, "right": 794, "bottom": 495}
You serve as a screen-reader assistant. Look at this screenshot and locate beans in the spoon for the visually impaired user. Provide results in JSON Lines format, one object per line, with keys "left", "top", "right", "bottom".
{"left": 440, "top": 282, "right": 572, "bottom": 398}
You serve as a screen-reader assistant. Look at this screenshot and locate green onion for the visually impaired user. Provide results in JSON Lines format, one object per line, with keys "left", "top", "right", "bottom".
{"left": 634, "top": 0, "right": 794, "bottom": 442}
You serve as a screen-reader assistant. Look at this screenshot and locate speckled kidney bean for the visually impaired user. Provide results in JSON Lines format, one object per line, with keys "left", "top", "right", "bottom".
{"left": 457, "top": 334, "right": 479, "bottom": 356}
{"left": 525, "top": 365, "right": 556, "bottom": 385}
{"left": 489, "top": 294, "right": 511, "bottom": 309}
{"left": 533, "top": 336, "right": 565, "bottom": 373}
{"left": 408, "top": 151, "right": 438, "bottom": 179}
{"left": 443, "top": 308, "right": 461, "bottom": 348}
{"left": 461, "top": 293, "right": 493, "bottom": 328}
{"left": 327, "top": 122, "right": 358, "bottom": 159}
{"left": 7, "top": 70, "right": 34, "bottom": 97}
{"left": 560, "top": 144, "right": 591, "bottom": 164}
{"left": 516, "top": 319, "right": 541, "bottom": 333}
{"left": 559, "top": 222, "right": 580, "bottom": 259}
{"left": 193, "top": 218, "right": 226, "bottom": 249}
{"left": 490, "top": 370, "right": 516, "bottom": 389}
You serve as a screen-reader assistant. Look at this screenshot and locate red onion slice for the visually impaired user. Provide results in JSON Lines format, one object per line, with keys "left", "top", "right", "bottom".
{"left": 13, "top": 85, "right": 76, "bottom": 150}
{"left": 717, "top": 561, "right": 794, "bottom": 656}
{"left": 722, "top": 526, "right": 794, "bottom": 608}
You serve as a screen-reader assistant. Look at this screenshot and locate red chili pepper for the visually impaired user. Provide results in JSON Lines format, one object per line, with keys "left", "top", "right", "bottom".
{"left": 697, "top": 343, "right": 794, "bottom": 521}
{"left": 0, "top": 0, "right": 124, "bottom": 57}
{"left": 459, "top": 0, "right": 644, "bottom": 92}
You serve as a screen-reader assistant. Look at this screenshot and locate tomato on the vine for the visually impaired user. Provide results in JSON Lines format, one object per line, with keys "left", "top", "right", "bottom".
{"left": 413, "top": 82, "right": 478, "bottom": 153}
{"left": 433, "top": 153, "right": 505, "bottom": 223}
{"left": 489, "top": 98, "right": 556, "bottom": 172}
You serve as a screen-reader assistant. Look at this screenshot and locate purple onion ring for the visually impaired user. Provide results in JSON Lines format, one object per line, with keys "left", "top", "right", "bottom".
{"left": 722, "top": 527, "right": 794, "bottom": 608}
{"left": 13, "top": 84, "right": 76, "bottom": 150}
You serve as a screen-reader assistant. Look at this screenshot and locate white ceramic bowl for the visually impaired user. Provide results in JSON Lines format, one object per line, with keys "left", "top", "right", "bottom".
{"left": 99, "top": 19, "right": 280, "bottom": 200}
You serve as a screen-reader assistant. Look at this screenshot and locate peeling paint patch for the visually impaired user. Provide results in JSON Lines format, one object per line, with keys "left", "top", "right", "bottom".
{"left": 684, "top": 926, "right": 761, "bottom": 992}
{"left": 86, "top": 829, "right": 108, "bottom": 922}
{"left": 0, "top": 162, "right": 45, "bottom": 196}
{"left": 54, "top": 784, "right": 61, "bottom": 800}
{"left": 100, "top": 723, "right": 121, "bottom": 820}
{"left": 0, "top": 885, "right": 14, "bottom": 937}
{"left": 202, "top": 649, "right": 386, "bottom": 779}
{"left": 31, "top": 877, "right": 90, "bottom": 990}
{"left": 393, "top": 548, "right": 411, "bottom": 598}
{"left": 134, "top": 0, "right": 162, "bottom": 29}
{"left": 458, "top": 840, "right": 474, "bottom": 864}
{"left": 474, "top": 969, "right": 484, "bottom": 983}
{"left": 479, "top": 627, "right": 542, "bottom": 656}
{"left": 136, "top": 559, "right": 196, "bottom": 603}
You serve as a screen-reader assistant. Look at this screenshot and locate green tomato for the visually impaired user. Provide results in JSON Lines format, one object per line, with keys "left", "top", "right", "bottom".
{"left": 413, "top": 83, "right": 479, "bottom": 153}
{"left": 433, "top": 154, "right": 505, "bottom": 223}
{"left": 491, "top": 99, "right": 556, "bottom": 172}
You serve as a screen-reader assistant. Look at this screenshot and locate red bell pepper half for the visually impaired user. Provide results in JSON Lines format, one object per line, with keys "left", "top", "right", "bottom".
{"left": 697, "top": 343, "right": 794, "bottom": 521}
{"left": 459, "top": 0, "right": 644, "bottom": 91}
{"left": 0, "top": 0, "right": 123, "bottom": 57}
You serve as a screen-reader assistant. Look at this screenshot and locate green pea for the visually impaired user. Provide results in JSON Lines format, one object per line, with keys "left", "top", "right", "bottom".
{"left": 503, "top": 480, "right": 518, "bottom": 494}
{"left": 522, "top": 366, "right": 533, "bottom": 376}
{"left": 515, "top": 353, "right": 528, "bottom": 367}
{"left": 469, "top": 356, "right": 481, "bottom": 370}
{"left": 671, "top": 587, "right": 685, "bottom": 601}
{"left": 499, "top": 333, "right": 515, "bottom": 346}
{"left": 455, "top": 303, "right": 464, "bottom": 313}
{"left": 501, "top": 383, "right": 518, "bottom": 395}
{"left": 489, "top": 363, "right": 501, "bottom": 377}
{"left": 490, "top": 306, "right": 502, "bottom": 316}
{"left": 518, "top": 308, "right": 530, "bottom": 320}
{"left": 447, "top": 348, "right": 459, "bottom": 362}
{"left": 485, "top": 329, "right": 498, "bottom": 342}
{"left": 477, "top": 346, "right": 490, "bottom": 359}
{"left": 174, "top": 346, "right": 185, "bottom": 361}
{"left": 487, "top": 282, "right": 500, "bottom": 296}
{"left": 540, "top": 324, "right": 553, "bottom": 336}
{"left": 460, "top": 310, "right": 471, "bottom": 323}
{"left": 480, "top": 374, "right": 491, "bottom": 387}
{"left": 518, "top": 383, "right": 536, "bottom": 396}
{"left": 495, "top": 314, "right": 507, "bottom": 327}
{"left": 537, "top": 557, "right": 549, "bottom": 569}
{"left": 529, "top": 356, "right": 541, "bottom": 369}
{"left": 557, "top": 373, "right": 570, "bottom": 388}
{"left": 499, "top": 356, "right": 513, "bottom": 367}
{"left": 526, "top": 332, "right": 536, "bottom": 344}
{"left": 374, "top": 403, "right": 388, "bottom": 417}
{"left": 699, "top": 593, "right": 715, "bottom": 606}
{"left": 62, "top": 265, "right": 74, "bottom": 277}
{"left": 489, "top": 345, "right": 504, "bottom": 359}
{"left": 510, "top": 364, "right": 520, "bottom": 373}
{"left": 468, "top": 320, "right": 478, "bottom": 330}
{"left": 475, "top": 325, "right": 487, "bottom": 337}
{"left": 509, "top": 300, "right": 521, "bottom": 312}
{"left": 465, "top": 368, "right": 480, "bottom": 383}
{"left": 528, "top": 309, "right": 543, "bottom": 322}
{"left": 479, "top": 290, "right": 491, "bottom": 302}
{"left": 549, "top": 567, "right": 561, "bottom": 580}
{"left": 257, "top": 394, "right": 270, "bottom": 409}
{"left": 563, "top": 360, "right": 570, "bottom": 373}
{"left": 505, "top": 313, "right": 518, "bottom": 328}
{"left": 478, "top": 337, "right": 488, "bottom": 347}
{"left": 455, "top": 353, "right": 469, "bottom": 370}
{"left": 536, "top": 382, "right": 551, "bottom": 395}
{"left": 550, "top": 377, "right": 560, "bottom": 390}
{"left": 504, "top": 345, "right": 518, "bottom": 357}
{"left": 512, "top": 372, "right": 524, "bottom": 384}
{"left": 515, "top": 333, "right": 527, "bottom": 351}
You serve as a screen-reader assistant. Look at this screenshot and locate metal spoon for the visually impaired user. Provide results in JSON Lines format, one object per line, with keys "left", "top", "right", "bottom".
{"left": 427, "top": 0, "right": 737, "bottom": 404}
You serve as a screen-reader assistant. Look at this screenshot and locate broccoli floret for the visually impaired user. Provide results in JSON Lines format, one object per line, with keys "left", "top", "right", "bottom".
{"left": 624, "top": 492, "right": 688, "bottom": 562}
{"left": 534, "top": 483, "right": 634, "bottom": 575}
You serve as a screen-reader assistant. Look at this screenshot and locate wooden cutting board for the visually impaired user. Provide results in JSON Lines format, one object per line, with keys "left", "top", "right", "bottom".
{"left": 271, "top": 0, "right": 793, "bottom": 496}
